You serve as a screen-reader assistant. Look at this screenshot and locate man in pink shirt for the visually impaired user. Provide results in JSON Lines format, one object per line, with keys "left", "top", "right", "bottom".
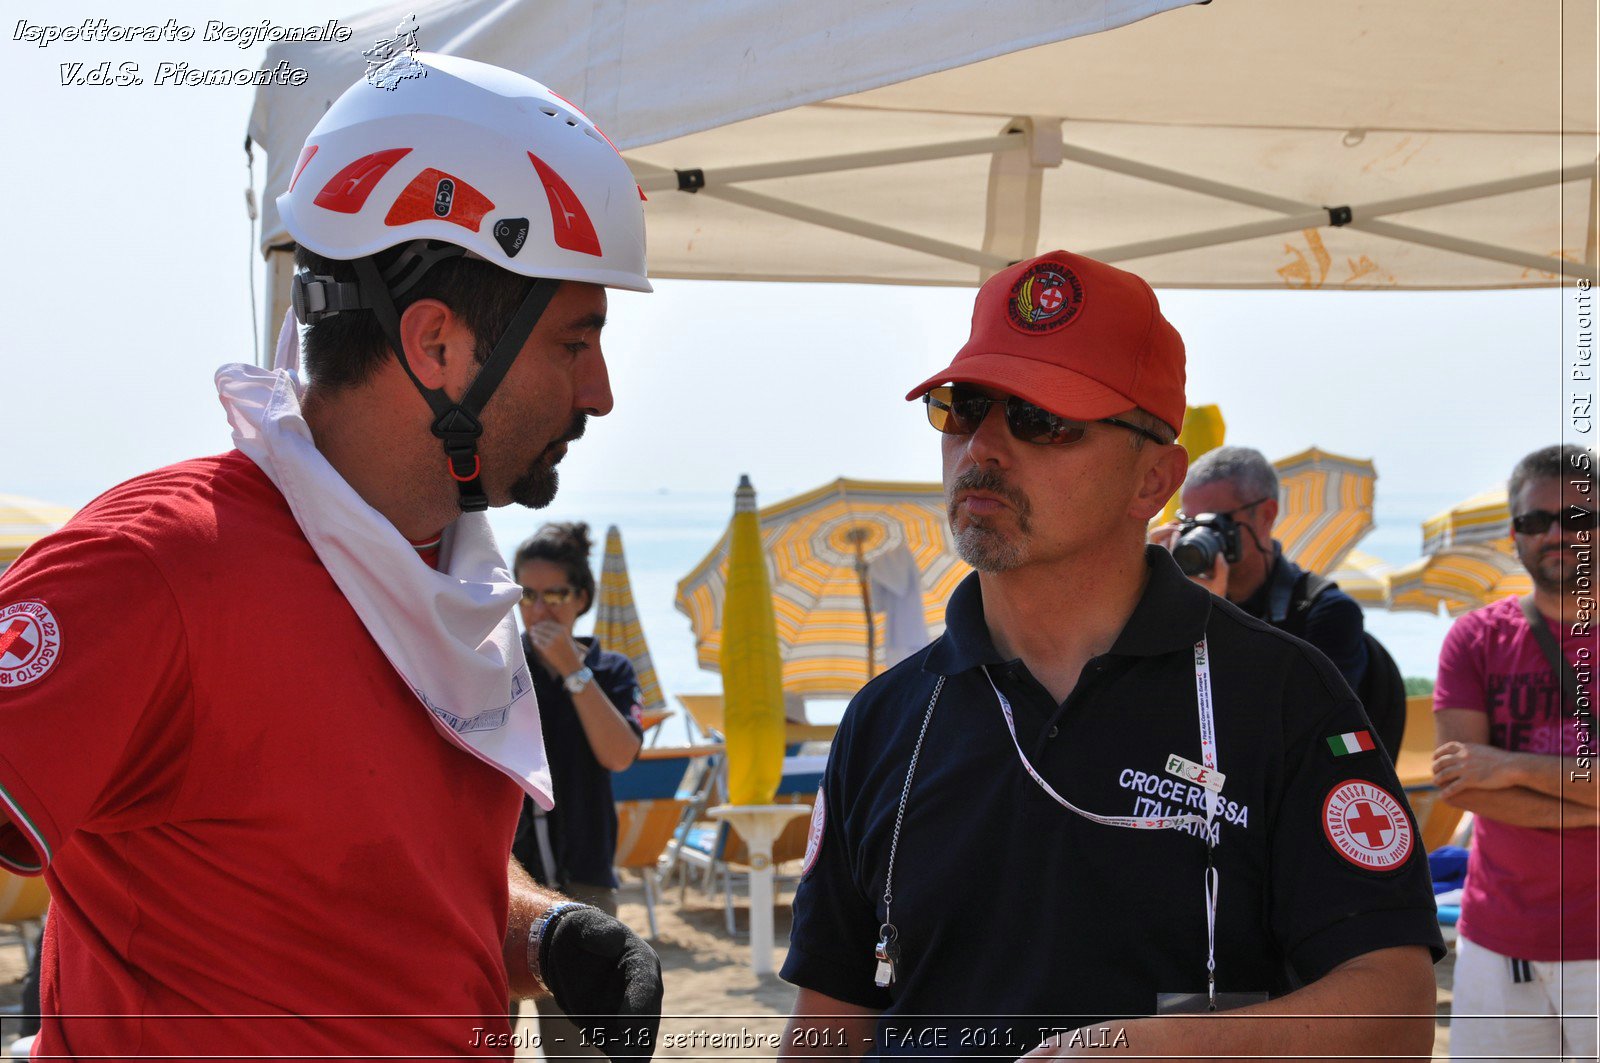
{"left": 1433, "top": 443, "right": 1600, "bottom": 1061}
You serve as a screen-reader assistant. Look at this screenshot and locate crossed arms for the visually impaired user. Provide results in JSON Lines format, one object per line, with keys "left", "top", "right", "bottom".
{"left": 1432, "top": 708, "right": 1599, "bottom": 827}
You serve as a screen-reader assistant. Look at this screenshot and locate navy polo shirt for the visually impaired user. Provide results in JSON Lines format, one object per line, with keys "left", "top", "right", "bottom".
{"left": 783, "top": 546, "right": 1442, "bottom": 1057}
{"left": 511, "top": 636, "right": 643, "bottom": 890}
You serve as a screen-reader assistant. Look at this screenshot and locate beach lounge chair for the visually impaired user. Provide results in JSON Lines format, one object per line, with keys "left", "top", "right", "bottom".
{"left": 675, "top": 753, "right": 827, "bottom": 935}
{"left": 611, "top": 745, "right": 722, "bottom": 937}
{"left": 1394, "top": 693, "right": 1468, "bottom": 853}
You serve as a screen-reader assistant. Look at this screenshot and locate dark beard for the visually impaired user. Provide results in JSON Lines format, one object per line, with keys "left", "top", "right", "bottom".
{"left": 509, "top": 412, "right": 587, "bottom": 509}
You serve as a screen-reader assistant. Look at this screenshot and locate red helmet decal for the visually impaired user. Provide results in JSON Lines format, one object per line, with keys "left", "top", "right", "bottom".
{"left": 287, "top": 145, "right": 318, "bottom": 194}
{"left": 384, "top": 168, "right": 496, "bottom": 231}
{"left": 313, "top": 148, "right": 412, "bottom": 214}
{"left": 527, "top": 152, "right": 602, "bottom": 257}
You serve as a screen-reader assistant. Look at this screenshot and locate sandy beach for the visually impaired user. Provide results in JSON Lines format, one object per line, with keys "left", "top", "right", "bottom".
{"left": 1, "top": 868, "right": 1455, "bottom": 1059}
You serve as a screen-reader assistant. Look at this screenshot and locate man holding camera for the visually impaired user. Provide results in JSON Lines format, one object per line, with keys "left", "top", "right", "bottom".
{"left": 780, "top": 251, "right": 1441, "bottom": 1059}
{"left": 1154, "top": 446, "right": 1404, "bottom": 756}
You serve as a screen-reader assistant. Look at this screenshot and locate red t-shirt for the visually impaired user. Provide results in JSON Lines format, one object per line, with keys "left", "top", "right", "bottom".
{"left": 1434, "top": 594, "right": 1599, "bottom": 961}
{"left": 0, "top": 452, "right": 523, "bottom": 1058}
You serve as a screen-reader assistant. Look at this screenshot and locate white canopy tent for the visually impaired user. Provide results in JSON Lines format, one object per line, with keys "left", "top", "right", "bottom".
{"left": 249, "top": 0, "right": 1597, "bottom": 355}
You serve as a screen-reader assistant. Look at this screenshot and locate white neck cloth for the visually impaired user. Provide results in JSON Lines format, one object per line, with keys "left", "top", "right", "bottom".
{"left": 212, "top": 312, "right": 552, "bottom": 808}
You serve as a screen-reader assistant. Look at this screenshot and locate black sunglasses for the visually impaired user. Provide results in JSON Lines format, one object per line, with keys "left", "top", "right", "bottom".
{"left": 520, "top": 585, "right": 575, "bottom": 606}
{"left": 1512, "top": 508, "right": 1600, "bottom": 536}
{"left": 924, "top": 385, "right": 1168, "bottom": 446}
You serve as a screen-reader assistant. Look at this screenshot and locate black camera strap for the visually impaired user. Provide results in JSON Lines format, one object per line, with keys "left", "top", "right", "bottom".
{"left": 1519, "top": 595, "right": 1582, "bottom": 712}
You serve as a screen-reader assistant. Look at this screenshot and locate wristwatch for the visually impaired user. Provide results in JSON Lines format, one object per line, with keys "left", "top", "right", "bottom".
{"left": 563, "top": 665, "right": 594, "bottom": 694}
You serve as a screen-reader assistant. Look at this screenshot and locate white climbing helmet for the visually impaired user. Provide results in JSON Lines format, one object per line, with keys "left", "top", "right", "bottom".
{"left": 278, "top": 52, "right": 650, "bottom": 293}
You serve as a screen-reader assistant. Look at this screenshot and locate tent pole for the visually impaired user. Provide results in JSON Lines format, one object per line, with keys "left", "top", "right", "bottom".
{"left": 633, "top": 134, "right": 1023, "bottom": 193}
{"left": 1088, "top": 212, "right": 1337, "bottom": 263}
{"left": 1347, "top": 220, "right": 1596, "bottom": 281}
{"left": 1351, "top": 166, "right": 1591, "bottom": 217}
{"left": 701, "top": 183, "right": 1013, "bottom": 271}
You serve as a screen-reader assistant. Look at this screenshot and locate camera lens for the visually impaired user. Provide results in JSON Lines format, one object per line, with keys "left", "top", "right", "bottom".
{"left": 1173, "top": 526, "right": 1225, "bottom": 576}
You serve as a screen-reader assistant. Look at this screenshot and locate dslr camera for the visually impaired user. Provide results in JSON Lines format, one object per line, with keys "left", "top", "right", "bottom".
{"left": 1172, "top": 513, "right": 1243, "bottom": 576}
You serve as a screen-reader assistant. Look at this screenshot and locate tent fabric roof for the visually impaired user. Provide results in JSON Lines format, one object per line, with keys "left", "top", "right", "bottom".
{"left": 251, "top": 0, "right": 1597, "bottom": 290}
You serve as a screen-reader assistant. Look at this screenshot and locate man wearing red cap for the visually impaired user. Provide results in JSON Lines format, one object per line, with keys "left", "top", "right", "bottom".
{"left": 780, "top": 252, "right": 1442, "bottom": 1059}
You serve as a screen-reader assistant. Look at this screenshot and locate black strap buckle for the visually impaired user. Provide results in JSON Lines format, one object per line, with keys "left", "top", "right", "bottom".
{"left": 430, "top": 407, "right": 490, "bottom": 511}
{"left": 290, "top": 270, "right": 365, "bottom": 324}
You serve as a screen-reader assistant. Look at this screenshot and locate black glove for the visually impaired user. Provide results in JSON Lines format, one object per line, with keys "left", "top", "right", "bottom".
{"left": 542, "top": 905, "right": 663, "bottom": 1062}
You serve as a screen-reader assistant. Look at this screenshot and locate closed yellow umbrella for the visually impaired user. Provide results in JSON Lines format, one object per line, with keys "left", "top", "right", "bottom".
{"left": 720, "top": 476, "right": 786, "bottom": 806}
{"left": 1272, "top": 447, "right": 1377, "bottom": 574}
{"left": 591, "top": 525, "right": 666, "bottom": 714}
{"left": 676, "top": 479, "right": 969, "bottom": 696}
{"left": 0, "top": 494, "right": 75, "bottom": 571}
{"left": 1157, "top": 404, "right": 1227, "bottom": 525}
{"left": 1386, "top": 546, "right": 1531, "bottom": 617}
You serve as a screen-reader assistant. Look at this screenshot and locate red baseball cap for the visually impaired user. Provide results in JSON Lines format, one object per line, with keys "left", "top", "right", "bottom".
{"left": 905, "top": 250, "right": 1186, "bottom": 435}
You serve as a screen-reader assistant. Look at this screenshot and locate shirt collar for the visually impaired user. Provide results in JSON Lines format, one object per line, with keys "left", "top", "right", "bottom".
{"left": 924, "top": 545, "right": 1212, "bottom": 676}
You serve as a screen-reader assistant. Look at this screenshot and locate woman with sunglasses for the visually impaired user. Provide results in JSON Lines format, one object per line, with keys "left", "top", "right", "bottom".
{"left": 508, "top": 522, "right": 645, "bottom": 1054}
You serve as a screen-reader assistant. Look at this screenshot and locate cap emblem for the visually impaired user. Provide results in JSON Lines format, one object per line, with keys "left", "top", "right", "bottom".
{"left": 1007, "top": 260, "right": 1084, "bottom": 334}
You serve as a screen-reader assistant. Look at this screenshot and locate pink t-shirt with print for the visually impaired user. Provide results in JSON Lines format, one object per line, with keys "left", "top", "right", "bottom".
{"left": 1434, "top": 594, "right": 1598, "bottom": 961}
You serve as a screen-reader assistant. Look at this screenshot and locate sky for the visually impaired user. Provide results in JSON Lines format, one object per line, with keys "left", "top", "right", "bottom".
{"left": 0, "top": 2, "right": 1579, "bottom": 722}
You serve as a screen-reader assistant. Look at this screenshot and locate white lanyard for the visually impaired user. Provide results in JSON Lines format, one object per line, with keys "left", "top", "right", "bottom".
{"left": 875, "top": 641, "right": 1227, "bottom": 1008}
{"left": 982, "top": 639, "right": 1225, "bottom": 1008}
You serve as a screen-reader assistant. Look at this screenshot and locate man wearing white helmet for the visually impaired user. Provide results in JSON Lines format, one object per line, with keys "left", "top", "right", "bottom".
{"left": 0, "top": 54, "right": 662, "bottom": 1060}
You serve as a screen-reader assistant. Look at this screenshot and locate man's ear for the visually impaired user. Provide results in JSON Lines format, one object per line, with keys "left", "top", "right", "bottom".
{"left": 1132, "top": 443, "right": 1188, "bottom": 522}
{"left": 396, "top": 299, "right": 475, "bottom": 393}
{"left": 1257, "top": 496, "right": 1280, "bottom": 530}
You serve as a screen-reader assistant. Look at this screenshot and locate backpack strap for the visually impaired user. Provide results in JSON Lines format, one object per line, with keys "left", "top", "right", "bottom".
{"left": 1520, "top": 595, "right": 1582, "bottom": 712}
{"left": 1264, "top": 548, "right": 1300, "bottom": 623}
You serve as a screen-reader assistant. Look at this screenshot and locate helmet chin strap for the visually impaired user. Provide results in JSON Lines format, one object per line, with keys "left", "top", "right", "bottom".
{"left": 350, "top": 254, "right": 560, "bottom": 513}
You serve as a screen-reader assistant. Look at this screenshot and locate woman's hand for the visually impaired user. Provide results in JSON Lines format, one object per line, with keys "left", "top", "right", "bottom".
{"left": 528, "top": 621, "right": 585, "bottom": 678}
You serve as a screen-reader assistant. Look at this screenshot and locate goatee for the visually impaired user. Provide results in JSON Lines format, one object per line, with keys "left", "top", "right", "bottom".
{"left": 948, "top": 466, "right": 1031, "bottom": 572}
{"left": 510, "top": 413, "right": 587, "bottom": 509}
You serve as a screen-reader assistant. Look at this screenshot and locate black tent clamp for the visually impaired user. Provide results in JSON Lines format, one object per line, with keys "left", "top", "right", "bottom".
{"left": 293, "top": 240, "right": 559, "bottom": 512}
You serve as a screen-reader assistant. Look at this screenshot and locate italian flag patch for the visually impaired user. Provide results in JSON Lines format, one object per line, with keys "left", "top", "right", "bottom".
{"left": 1326, "top": 730, "right": 1375, "bottom": 756}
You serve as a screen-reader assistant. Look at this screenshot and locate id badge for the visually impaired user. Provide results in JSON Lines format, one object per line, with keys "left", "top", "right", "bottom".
{"left": 1156, "top": 990, "right": 1269, "bottom": 1014}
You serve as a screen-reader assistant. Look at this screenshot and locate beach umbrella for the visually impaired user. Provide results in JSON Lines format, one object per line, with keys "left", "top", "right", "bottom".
{"left": 0, "top": 494, "right": 75, "bottom": 573}
{"left": 591, "top": 525, "right": 667, "bottom": 716}
{"left": 1326, "top": 549, "right": 1393, "bottom": 608}
{"left": 676, "top": 479, "right": 968, "bottom": 696}
{"left": 1272, "top": 448, "right": 1377, "bottom": 575}
{"left": 1386, "top": 546, "right": 1531, "bottom": 617}
{"left": 719, "top": 477, "right": 787, "bottom": 806}
{"left": 1422, "top": 488, "right": 1515, "bottom": 555}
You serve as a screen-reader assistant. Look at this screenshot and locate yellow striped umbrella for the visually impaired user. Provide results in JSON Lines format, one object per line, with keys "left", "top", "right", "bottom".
{"left": 1386, "top": 546, "right": 1532, "bottom": 617}
{"left": 591, "top": 525, "right": 666, "bottom": 714}
{"left": 1422, "top": 488, "right": 1513, "bottom": 555}
{"left": 720, "top": 477, "right": 786, "bottom": 805}
{"left": 1, "top": 494, "right": 75, "bottom": 572}
{"left": 1272, "top": 448, "right": 1377, "bottom": 575}
{"left": 676, "top": 479, "right": 970, "bottom": 696}
{"left": 1326, "top": 549, "right": 1393, "bottom": 607}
